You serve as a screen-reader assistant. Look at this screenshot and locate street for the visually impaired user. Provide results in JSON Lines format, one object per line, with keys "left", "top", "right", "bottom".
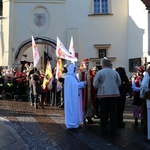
{"left": 0, "top": 98, "right": 150, "bottom": 150}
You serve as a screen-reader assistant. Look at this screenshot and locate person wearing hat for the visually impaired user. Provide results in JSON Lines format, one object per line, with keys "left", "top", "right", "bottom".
{"left": 79, "top": 58, "right": 95, "bottom": 124}
{"left": 132, "top": 66, "right": 145, "bottom": 126}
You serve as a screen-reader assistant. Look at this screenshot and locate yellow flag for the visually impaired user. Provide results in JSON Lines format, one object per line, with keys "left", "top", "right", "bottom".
{"left": 56, "top": 58, "right": 62, "bottom": 79}
{"left": 42, "top": 61, "right": 53, "bottom": 89}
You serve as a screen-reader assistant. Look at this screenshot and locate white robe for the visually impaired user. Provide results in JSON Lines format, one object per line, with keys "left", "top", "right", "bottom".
{"left": 140, "top": 72, "right": 150, "bottom": 139}
{"left": 64, "top": 64, "right": 85, "bottom": 129}
{"left": 140, "top": 72, "right": 150, "bottom": 99}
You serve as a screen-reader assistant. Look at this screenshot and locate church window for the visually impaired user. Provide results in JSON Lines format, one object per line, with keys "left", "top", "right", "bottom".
{"left": 89, "top": 0, "right": 112, "bottom": 15}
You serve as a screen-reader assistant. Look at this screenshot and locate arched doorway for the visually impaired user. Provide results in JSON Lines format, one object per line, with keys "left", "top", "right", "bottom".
{"left": 13, "top": 36, "right": 57, "bottom": 71}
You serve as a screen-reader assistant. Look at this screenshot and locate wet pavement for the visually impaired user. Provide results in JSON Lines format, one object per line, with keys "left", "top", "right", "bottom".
{"left": 0, "top": 98, "right": 150, "bottom": 150}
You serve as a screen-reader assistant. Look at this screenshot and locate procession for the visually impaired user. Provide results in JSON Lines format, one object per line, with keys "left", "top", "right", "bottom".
{"left": 1, "top": 0, "right": 150, "bottom": 149}
{"left": 0, "top": 35, "right": 150, "bottom": 144}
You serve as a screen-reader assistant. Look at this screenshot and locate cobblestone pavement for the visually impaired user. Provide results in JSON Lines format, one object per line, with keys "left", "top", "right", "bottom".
{"left": 0, "top": 98, "right": 150, "bottom": 150}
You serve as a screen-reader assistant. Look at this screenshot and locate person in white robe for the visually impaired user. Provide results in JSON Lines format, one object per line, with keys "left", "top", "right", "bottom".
{"left": 64, "top": 64, "right": 87, "bottom": 129}
{"left": 140, "top": 66, "right": 150, "bottom": 141}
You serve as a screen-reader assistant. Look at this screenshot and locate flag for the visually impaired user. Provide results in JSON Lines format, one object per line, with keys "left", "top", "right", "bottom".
{"left": 69, "top": 36, "right": 75, "bottom": 57}
{"left": 56, "top": 58, "right": 62, "bottom": 79}
{"left": 69, "top": 36, "right": 76, "bottom": 64}
{"left": 32, "top": 36, "right": 40, "bottom": 66}
{"left": 42, "top": 61, "right": 53, "bottom": 89}
{"left": 56, "top": 37, "right": 77, "bottom": 62}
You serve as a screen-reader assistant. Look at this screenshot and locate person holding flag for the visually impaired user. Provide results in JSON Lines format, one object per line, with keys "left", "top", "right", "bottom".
{"left": 28, "top": 36, "right": 40, "bottom": 106}
{"left": 55, "top": 58, "right": 63, "bottom": 107}
{"left": 55, "top": 58, "right": 62, "bottom": 80}
{"left": 42, "top": 61, "right": 53, "bottom": 90}
{"left": 79, "top": 58, "right": 95, "bottom": 124}
{"left": 28, "top": 66, "right": 40, "bottom": 106}
{"left": 42, "top": 61, "right": 53, "bottom": 105}
{"left": 55, "top": 37, "right": 78, "bottom": 107}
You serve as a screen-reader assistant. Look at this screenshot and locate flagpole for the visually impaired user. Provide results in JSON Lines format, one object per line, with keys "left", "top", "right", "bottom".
{"left": 83, "top": 71, "right": 87, "bottom": 128}
{"left": 54, "top": 83, "right": 57, "bottom": 107}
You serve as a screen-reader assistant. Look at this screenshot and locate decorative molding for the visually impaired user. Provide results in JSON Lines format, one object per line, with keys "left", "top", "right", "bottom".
{"left": 28, "top": 6, "right": 50, "bottom": 35}
{"left": 13, "top": 0, "right": 66, "bottom": 3}
{"left": 0, "top": 16, "right": 7, "bottom": 19}
{"left": 88, "top": 14, "right": 113, "bottom": 16}
{"left": 89, "top": 57, "right": 116, "bottom": 61}
{"left": 34, "top": 13, "right": 46, "bottom": 27}
{"left": 94, "top": 44, "right": 111, "bottom": 49}
{"left": 15, "top": 36, "right": 56, "bottom": 60}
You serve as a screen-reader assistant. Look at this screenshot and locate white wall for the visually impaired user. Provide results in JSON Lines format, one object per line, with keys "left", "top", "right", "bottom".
{"left": 128, "top": 0, "right": 148, "bottom": 59}
{"left": 66, "top": 0, "right": 129, "bottom": 70}
{"left": 9, "top": 1, "right": 67, "bottom": 63}
{"left": 2, "top": 0, "right": 11, "bottom": 66}
{"left": 1, "top": 0, "right": 149, "bottom": 77}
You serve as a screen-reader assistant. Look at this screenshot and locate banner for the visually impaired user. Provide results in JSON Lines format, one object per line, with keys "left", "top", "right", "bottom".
{"left": 56, "top": 37, "right": 77, "bottom": 62}
{"left": 32, "top": 36, "right": 40, "bottom": 66}
{"left": 56, "top": 58, "right": 62, "bottom": 79}
{"left": 69, "top": 36, "right": 76, "bottom": 64}
{"left": 69, "top": 36, "right": 75, "bottom": 57}
{"left": 42, "top": 61, "right": 53, "bottom": 89}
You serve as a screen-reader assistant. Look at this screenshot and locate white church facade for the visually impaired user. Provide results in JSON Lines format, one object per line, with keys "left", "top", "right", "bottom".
{"left": 0, "top": 0, "right": 149, "bottom": 76}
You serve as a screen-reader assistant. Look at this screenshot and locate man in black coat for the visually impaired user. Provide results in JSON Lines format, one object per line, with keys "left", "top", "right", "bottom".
{"left": 28, "top": 66, "right": 40, "bottom": 106}
{"left": 116, "top": 67, "right": 129, "bottom": 128}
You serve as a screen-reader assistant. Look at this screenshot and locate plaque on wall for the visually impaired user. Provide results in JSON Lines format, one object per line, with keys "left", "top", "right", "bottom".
{"left": 28, "top": 6, "right": 50, "bottom": 35}
{"left": 129, "top": 57, "right": 147, "bottom": 72}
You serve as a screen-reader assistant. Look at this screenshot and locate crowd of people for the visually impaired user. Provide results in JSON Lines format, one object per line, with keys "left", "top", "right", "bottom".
{"left": 0, "top": 63, "right": 67, "bottom": 109}
{"left": 64, "top": 57, "right": 150, "bottom": 141}
{"left": 1, "top": 57, "right": 150, "bottom": 140}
